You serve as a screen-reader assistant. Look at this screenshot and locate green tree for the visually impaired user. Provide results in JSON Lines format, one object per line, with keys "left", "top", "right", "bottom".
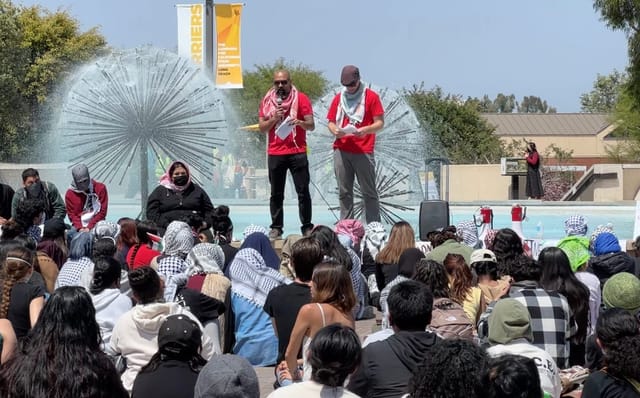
{"left": 225, "top": 59, "right": 329, "bottom": 166}
{"left": 517, "top": 96, "right": 557, "bottom": 113}
{"left": 0, "top": 0, "right": 29, "bottom": 160}
{"left": 0, "top": 1, "right": 107, "bottom": 161}
{"left": 405, "top": 84, "right": 505, "bottom": 164}
{"left": 19, "top": 6, "right": 107, "bottom": 105}
{"left": 580, "top": 69, "right": 627, "bottom": 113}
{"left": 593, "top": 0, "right": 640, "bottom": 109}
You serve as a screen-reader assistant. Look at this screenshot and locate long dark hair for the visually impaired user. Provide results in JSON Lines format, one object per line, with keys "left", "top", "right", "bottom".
{"left": 538, "top": 247, "right": 590, "bottom": 344}
{"left": 90, "top": 256, "right": 122, "bottom": 295}
{"left": 413, "top": 259, "right": 451, "bottom": 299}
{"left": 1, "top": 247, "right": 34, "bottom": 318}
{"left": 0, "top": 286, "right": 127, "bottom": 398}
{"left": 311, "top": 225, "right": 353, "bottom": 271}
{"left": 492, "top": 228, "right": 524, "bottom": 276}
{"left": 596, "top": 308, "right": 640, "bottom": 381}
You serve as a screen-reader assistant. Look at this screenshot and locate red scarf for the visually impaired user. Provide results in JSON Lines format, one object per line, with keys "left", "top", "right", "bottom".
{"left": 260, "top": 86, "right": 299, "bottom": 120}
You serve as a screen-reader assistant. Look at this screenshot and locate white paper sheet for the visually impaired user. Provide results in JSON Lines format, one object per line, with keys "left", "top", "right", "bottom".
{"left": 275, "top": 116, "right": 294, "bottom": 139}
{"left": 338, "top": 124, "right": 358, "bottom": 134}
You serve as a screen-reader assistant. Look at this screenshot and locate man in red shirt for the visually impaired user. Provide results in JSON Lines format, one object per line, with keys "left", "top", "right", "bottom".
{"left": 327, "top": 65, "right": 385, "bottom": 223}
{"left": 258, "top": 69, "right": 315, "bottom": 239}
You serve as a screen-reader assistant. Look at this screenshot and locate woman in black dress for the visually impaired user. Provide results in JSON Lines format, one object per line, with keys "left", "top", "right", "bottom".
{"left": 525, "top": 142, "right": 544, "bottom": 199}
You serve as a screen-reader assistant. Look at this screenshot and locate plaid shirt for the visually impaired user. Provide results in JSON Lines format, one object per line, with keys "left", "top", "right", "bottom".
{"left": 478, "top": 280, "right": 572, "bottom": 369}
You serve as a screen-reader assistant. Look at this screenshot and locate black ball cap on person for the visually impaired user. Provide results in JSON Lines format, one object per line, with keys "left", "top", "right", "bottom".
{"left": 158, "top": 314, "right": 202, "bottom": 356}
{"left": 341, "top": 65, "right": 360, "bottom": 86}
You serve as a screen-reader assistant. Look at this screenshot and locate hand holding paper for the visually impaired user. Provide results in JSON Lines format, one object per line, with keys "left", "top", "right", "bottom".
{"left": 275, "top": 116, "right": 294, "bottom": 140}
{"left": 337, "top": 124, "right": 358, "bottom": 135}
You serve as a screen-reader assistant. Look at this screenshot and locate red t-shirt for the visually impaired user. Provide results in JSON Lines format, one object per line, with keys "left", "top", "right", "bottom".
{"left": 126, "top": 244, "right": 161, "bottom": 269}
{"left": 326, "top": 88, "right": 384, "bottom": 154}
{"left": 259, "top": 92, "right": 313, "bottom": 156}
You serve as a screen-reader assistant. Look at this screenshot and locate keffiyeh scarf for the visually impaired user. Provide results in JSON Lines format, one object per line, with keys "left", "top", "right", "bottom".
{"left": 185, "top": 243, "right": 225, "bottom": 276}
{"left": 228, "top": 248, "right": 290, "bottom": 307}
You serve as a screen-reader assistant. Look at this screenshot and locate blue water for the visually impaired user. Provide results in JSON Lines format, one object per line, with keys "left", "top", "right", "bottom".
{"left": 108, "top": 201, "right": 636, "bottom": 241}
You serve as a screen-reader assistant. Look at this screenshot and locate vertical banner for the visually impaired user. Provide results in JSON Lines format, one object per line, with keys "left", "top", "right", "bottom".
{"left": 214, "top": 3, "right": 243, "bottom": 88}
{"left": 176, "top": 4, "right": 205, "bottom": 66}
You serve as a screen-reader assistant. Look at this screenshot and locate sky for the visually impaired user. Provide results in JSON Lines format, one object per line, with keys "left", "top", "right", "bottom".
{"left": 22, "top": 0, "right": 630, "bottom": 112}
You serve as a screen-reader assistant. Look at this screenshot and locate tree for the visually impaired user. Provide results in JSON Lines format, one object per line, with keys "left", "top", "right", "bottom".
{"left": 225, "top": 59, "right": 329, "bottom": 166}
{"left": 593, "top": 0, "right": 640, "bottom": 109}
{"left": 0, "top": 1, "right": 29, "bottom": 160}
{"left": 0, "top": 1, "right": 107, "bottom": 161}
{"left": 580, "top": 69, "right": 627, "bottom": 113}
{"left": 516, "top": 96, "right": 557, "bottom": 113}
{"left": 404, "top": 84, "right": 505, "bottom": 164}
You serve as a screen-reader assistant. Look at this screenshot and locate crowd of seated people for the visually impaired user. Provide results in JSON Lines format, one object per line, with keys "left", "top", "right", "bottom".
{"left": 2, "top": 165, "right": 640, "bottom": 397}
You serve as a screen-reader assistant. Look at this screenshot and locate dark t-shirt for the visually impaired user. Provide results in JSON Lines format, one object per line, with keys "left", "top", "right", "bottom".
{"left": 176, "top": 287, "right": 226, "bottom": 325}
{"left": 8, "top": 282, "right": 45, "bottom": 338}
{"left": 263, "top": 282, "right": 311, "bottom": 362}
{"left": 582, "top": 370, "right": 640, "bottom": 398}
{"left": 131, "top": 360, "right": 200, "bottom": 398}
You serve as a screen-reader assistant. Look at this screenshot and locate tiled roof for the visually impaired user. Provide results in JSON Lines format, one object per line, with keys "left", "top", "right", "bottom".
{"left": 482, "top": 113, "right": 612, "bottom": 136}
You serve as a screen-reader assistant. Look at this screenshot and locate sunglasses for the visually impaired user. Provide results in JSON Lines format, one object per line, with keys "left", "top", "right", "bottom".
{"left": 273, "top": 80, "right": 289, "bottom": 86}
{"left": 343, "top": 80, "right": 358, "bottom": 88}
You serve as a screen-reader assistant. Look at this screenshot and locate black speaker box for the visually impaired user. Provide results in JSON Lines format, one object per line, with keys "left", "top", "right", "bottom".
{"left": 418, "top": 200, "right": 450, "bottom": 241}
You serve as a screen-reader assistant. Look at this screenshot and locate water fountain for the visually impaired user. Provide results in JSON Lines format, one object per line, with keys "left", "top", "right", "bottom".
{"left": 57, "top": 46, "right": 228, "bottom": 214}
{"left": 307, "top": 84, "right": 441, "bottom": 223}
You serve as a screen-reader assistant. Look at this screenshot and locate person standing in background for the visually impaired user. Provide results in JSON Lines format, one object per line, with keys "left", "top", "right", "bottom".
{"left": 525, "top": 142, "right": 544, "bottom": 200}
{"left": 327, "top": 65, "right": 384, "bottom": 223}
{"left": 258, "top": 69, "right": 315, "bottom": 239}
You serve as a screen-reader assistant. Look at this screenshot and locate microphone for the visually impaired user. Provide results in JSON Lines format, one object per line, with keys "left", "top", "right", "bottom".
{"left": 276, "top": 88, "right": 285, "bottom": 120}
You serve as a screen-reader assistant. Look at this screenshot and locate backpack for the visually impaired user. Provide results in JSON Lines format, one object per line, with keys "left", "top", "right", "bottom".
{"left": 427, "top": 297, "right": 474, "bottom": 340}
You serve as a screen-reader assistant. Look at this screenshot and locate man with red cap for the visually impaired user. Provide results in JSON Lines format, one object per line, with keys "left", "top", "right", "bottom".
{"left": 258, "top": 69, "right": 315, "bottom": 239}
{"left": 327, "top": 65, "right": 384, "bottom": 223}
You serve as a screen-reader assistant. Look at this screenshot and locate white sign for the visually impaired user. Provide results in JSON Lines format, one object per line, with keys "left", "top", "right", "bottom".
{"left": 176, "top": 4, "right": 204, "bottom": 65}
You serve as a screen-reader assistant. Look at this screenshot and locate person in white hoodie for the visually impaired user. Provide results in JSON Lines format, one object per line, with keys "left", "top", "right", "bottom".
{"left": 110, "top": 266, "right": 217, "bottom": 392}
{"left": 486, "top": 298, "right": 562, "bottom": 398}
{"left": 89, "top": 256, "right": 133, "bottom": 355}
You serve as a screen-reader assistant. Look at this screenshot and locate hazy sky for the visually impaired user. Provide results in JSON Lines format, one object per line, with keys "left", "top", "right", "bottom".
{"left": 22, "top": 0, "right": 629, "bottom": 111}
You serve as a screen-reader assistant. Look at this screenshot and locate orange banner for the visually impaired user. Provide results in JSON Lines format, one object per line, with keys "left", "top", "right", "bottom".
{"left": 214, "top": 3, "right": 243, "bottom": 88}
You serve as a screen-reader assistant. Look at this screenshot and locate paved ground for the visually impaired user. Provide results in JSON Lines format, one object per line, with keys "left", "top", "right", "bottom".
{"left": 253, "top": 314, "right": 379, "bottom": 397}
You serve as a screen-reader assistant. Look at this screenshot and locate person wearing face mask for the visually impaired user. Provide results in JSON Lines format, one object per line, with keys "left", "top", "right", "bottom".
{"left": 11, "top": 167, "right": 66, "bottom": 222}
{"left": 65, "top": 164, "right": 109, "bottom": 233}
{"left": 146, "top": 161, "right": 215, "bottom": 233}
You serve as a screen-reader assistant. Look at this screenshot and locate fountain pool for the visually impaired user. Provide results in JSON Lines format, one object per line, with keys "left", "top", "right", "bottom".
{"left": 106, "top": 200, "right": 637, "bottom": 242}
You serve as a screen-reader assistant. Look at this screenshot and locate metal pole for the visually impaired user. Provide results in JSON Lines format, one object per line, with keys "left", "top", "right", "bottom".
{"left": 140, "top": 141, "right": 149, "bottom": 218}
{"left": 205, "top": 0, "right": 214, "bottom": 75}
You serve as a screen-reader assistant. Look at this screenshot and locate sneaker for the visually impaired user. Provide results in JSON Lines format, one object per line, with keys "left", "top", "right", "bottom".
{"left": 269, "top": 228, "right": 282, "bottom": 240}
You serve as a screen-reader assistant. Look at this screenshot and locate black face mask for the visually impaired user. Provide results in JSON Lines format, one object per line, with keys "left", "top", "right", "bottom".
{"left": 26, "top": 181, "right": 45, "bottom": 199}
{"left": 173, "top": 175, "right": 188, "bottom": 186}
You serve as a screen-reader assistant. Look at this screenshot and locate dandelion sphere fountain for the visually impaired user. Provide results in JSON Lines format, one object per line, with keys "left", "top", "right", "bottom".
{"left": 58, "top": 46, "right": 228, "bottom": 214}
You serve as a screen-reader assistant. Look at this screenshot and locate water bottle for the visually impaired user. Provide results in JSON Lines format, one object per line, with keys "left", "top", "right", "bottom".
{"left": 535, "top": 221, "right": 544, "bottom": 239}
{"left": 234, "top": 188, "right": 239, "bottom": 199}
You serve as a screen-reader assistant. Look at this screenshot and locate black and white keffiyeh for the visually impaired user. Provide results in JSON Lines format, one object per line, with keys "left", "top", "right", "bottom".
{"left": 228, "top": 248, "right": 290, "bottom": 307}
{"left": 185, "top": 243, "right": 225, "bottom": 276}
